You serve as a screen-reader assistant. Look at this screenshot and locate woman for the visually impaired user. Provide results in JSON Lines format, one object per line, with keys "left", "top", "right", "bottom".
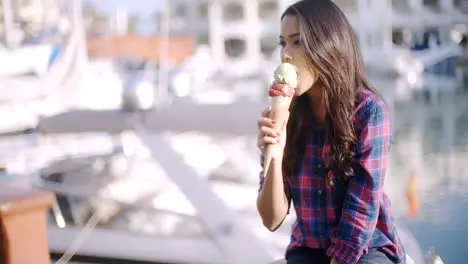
{"left": 256, "top": 1, "right": 406, "bottom": 264}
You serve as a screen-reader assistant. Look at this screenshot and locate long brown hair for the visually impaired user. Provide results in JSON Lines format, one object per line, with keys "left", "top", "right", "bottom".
{"left": 282, "top": 0, "right": 376, "bottom": 178}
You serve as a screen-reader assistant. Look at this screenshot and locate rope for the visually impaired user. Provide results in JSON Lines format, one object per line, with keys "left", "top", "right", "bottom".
{"left": 54, "top": 210, "right": 101, "bottom": 264}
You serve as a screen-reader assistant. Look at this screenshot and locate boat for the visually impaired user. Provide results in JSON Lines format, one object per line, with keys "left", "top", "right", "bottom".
{"left": 1, "top": 83, "right": 457, "bottom": 263}
{"left": 0, "top": 0, "right": 456, "bottom": 262}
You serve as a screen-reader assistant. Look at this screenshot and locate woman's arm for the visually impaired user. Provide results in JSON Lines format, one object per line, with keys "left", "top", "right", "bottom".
{"left": 257, "top": 154, "right": 290, "bottom": 231}
{"left": 327, "top": 99, "right": 392, "bottom": 264}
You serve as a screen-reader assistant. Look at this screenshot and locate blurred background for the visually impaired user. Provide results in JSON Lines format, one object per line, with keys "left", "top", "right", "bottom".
{"left": 0, "top": 0, "right": 467, "bottom": 263}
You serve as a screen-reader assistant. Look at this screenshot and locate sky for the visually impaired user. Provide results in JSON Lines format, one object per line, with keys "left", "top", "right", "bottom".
{"left": 86, "top": 0, "right": 164, "bottom": 16}
{"left": 85, "top": 0, "right": 164, "bottom": 35}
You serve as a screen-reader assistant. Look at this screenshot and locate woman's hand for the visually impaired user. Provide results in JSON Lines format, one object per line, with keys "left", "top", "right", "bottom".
{"left": 256, "top": 107, "right": 287, "bottom": 158}
{"left": 330, "top": 258, "right": 339, "bottom": 264}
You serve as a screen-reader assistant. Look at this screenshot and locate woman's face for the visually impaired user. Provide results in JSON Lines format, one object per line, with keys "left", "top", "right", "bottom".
{"left": 279, "top": 15, "right": 317, "bottom": 96}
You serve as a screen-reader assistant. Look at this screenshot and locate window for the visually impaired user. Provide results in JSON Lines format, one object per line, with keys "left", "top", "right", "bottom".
{"left": 260, "top": 36, "right": 277, "bottom": 57}
{"left": 174, "top": 4, "right": 187, "bottom": 18}
{"left": 423, "top": 0, "right": 441, "bottom": 11}
{"left": 259, "top": 1, "right": 277, "bottom": 20}
{"left": 224, "top": 38, "right": 246, "bottom": 58}
{"left": 198, "top": 34, "right": 209, "bottom": 45}
{"left": 198, "top": 3, "right": 208, "bottom": 17}
{"left": 392, "top": 0, "right": 409, "bottom": 12}
{"left": 392, "top": 28, "right": 405, "bottom": 45}
{"left": 222, "top": 3, "right": 244, "bottom": 22}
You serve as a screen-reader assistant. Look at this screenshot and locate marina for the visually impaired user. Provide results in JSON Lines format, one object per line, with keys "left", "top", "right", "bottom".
{"left": 0, "top": 0, "right": 467, "bottom": 263}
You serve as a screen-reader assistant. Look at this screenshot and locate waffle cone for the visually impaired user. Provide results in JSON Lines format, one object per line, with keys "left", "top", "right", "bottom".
{"left": 270, "top": 96, "right": 293, "bottom": 110}
{"left": 269, "top": 96, "right": 292, "bottom": 133}
{"left": 263, "top": 96, "right": 292, "bottom": 176}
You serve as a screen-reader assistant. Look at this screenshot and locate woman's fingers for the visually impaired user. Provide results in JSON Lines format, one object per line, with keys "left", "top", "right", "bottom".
{"left": 257, "top": 128, "right": 281, "bottom": 150}
{"left": 261, "top": 107, "right": 271, "bottom": 117}
{"left": 261, "top": 136, "right": 280, "bottom": 145}
{"left": 257, "top": 107, "right": 272, "bottom": 129}
{"left": 260, "top": 125, "right": 278, "bottom": 138}
{"left": 257, "top": 107, "right": 279, "bottom": 152}
{"left": 258, "top": 136, "right": 280, "bottom": 150}
{"left": 257, "top": 117, "right": 276, "bottom": 130}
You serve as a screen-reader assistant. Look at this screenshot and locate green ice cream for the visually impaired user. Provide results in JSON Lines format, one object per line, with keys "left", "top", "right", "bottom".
{"left": 273, "top": 62, "right": 298, "bottom": 89}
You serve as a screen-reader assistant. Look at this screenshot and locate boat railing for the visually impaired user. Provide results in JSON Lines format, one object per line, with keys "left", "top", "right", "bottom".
{"left": 32, "top": 171, "right": 241, "bottom": 264}
{"left": 0, "top": 107, "right": 279, "bottom": 263}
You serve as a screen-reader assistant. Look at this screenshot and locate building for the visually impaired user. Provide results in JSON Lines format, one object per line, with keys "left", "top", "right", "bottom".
{"left": 86, "top": 35, "right": 196, "bottom": 67}
{"left": 390, "top": 0, "right": 467, "bottom": 44}
{"left": 168, "top": 0, "right": 295, "bottom": 65}
{"left": 167, "top": 0, "right": 468, "bottom": 67}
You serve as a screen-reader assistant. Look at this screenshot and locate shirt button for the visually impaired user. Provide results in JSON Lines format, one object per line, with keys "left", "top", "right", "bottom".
{"left": 317, "top": 190, "right": 323, "bottom": 195}
{"left": 317, "top": 164, "right": 324, "bottom": 168}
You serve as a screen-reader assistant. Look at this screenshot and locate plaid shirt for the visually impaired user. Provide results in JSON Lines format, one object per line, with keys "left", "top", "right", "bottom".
{"left": 259, "top": 90, "right": 406, "bottom": 264}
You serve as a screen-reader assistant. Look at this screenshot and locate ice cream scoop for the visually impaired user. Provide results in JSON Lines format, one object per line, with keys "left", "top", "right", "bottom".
{"left": 273, "top": 62, "right": 298, "bottom": 89}
{"left": 263, "top": 63, "right": 298, "bottom": 176}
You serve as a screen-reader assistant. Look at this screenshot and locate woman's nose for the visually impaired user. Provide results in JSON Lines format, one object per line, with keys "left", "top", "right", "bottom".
{"left": 281, "top": 49, "right": 293, "bottom": 63}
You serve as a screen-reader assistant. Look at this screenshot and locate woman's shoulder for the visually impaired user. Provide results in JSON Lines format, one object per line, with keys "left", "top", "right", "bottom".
{"left": 353, "top": 89, "right": 390, "bottom": 124}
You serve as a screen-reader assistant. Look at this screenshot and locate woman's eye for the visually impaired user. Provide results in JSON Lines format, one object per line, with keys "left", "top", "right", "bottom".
{"left": 293, "top": 39, "right": 301, "bottom": 45}
{"left": 279, "top": 41, "right": 286, "bottom": 47}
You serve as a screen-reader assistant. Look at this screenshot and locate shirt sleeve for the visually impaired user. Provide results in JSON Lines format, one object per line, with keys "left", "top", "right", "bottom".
{"left": 326, "top": 100, "right": 392, "bottom": 264}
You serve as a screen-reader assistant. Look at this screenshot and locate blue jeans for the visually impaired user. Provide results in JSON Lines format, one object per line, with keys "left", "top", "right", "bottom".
{"left": 286, "top": 247, "right": 396, "bottom": 264}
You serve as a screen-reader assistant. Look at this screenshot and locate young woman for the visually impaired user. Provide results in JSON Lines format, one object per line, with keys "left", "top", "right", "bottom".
{"left": 256, "top": 1, "right": 406, "bottom": 264}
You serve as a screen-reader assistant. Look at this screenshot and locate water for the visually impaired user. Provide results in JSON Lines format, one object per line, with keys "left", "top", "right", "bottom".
{"left": 388, "top": 85, "right": 468, "bottom": 264}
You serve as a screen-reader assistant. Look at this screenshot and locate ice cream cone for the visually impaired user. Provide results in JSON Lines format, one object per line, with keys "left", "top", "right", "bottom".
{"left": 263, "top": 62, "right": 297, "bottom": 176}
{"left": 263, "top": 99, "right": 291, "bottom": 176}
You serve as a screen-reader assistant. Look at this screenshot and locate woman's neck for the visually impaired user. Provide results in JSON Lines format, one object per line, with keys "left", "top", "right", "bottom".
{"left": 306, "top": 89, "right": 326, "bottom": 126}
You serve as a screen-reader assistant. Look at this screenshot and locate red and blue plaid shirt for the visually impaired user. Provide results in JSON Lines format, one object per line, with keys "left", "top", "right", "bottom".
{"left": 259, "top": 90, "right": 406, "bottom": 264}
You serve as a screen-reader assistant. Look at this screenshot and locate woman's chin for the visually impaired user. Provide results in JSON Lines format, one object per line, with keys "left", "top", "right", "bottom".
{"left": 294, "top": 88, "right": 307, "bottom": 96}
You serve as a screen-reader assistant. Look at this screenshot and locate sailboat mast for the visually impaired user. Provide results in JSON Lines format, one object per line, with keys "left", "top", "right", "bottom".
{"left": 157, "top": 0, "right": 170, "bottom": 104}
